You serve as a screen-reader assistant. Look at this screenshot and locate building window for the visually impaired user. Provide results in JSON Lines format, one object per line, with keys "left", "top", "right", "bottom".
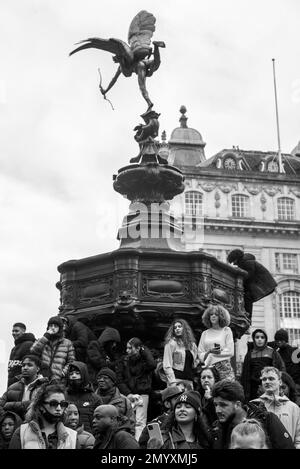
{"left": 275, "top": 253, "right": 298, "bottom": 273}
{"left": 231, "top": 194, "right": 250, "bottom": 218}
{"left": 280, "top": 291, "right": 300, "bottom": 319}
{"left": 285, "top": 329, "right": 300, "bottom": 346}
{"left": 277, "top": 197, "right": 295, "bottom": 221}
{"left": 185, "top": 191, "right": 203, "bottom": 216}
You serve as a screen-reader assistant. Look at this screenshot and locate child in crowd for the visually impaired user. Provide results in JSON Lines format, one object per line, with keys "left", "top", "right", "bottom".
{"left": 230, "top": 418, "right": 268, "bottom": 449}
{"left": 64, "top": 403, "right": 95, "bottom": 449}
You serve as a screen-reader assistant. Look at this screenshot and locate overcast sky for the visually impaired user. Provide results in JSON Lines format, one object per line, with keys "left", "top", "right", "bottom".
{"left": 0, "top": 0, "right": 299, "bottom": 393}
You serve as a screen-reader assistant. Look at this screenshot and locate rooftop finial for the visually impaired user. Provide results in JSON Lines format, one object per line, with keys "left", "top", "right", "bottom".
{"left": 179, "top": 105, "right": 188, "bottom": 128}
{"left": 161, "top": 130, "right": 167, "bottom": 142}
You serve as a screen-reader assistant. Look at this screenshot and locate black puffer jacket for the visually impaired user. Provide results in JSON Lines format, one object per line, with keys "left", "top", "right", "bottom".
{"left": 0, "top": 375, "right": 48, "bottom": 420}
{"left": 118, "top": 346, "right": 156, "bottom": 396}
{"left": 64, "top": 317, "right": 96, "bottom": 362}
{"left": 86, "top": 328, "right": 122, "bottom": 384}
{"left": 7, "top": 333, "right": 36, "bottom": 386}
{"left": 236, "top": 253, "right": 277, "bottom": 302}
{"left": 65, "top": 361, "right": 103, "bottom": 433}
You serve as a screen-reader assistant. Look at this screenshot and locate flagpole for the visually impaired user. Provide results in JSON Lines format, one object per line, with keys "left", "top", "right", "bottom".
{"left": 272, "top": 58, "right": 284, "bottom": 173}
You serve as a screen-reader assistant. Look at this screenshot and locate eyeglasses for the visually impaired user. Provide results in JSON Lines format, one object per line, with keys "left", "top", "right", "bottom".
{"left": 43, "top": 400, "right": 69, "bottom": 409}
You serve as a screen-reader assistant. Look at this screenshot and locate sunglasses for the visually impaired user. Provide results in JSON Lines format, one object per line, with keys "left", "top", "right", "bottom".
{"left": 43, "top": 400, "right": 69, "bottom": 409}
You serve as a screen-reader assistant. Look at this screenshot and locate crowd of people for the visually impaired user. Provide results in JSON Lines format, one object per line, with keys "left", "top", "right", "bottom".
{"left": 1, "top": 306, "right": 300, "bottom": 450}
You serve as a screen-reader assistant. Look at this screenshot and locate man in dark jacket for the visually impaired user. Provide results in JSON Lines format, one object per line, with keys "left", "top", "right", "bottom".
{"left": 0, "top": 354, "right": 48, "bottom": 420}
{"left": 62, "top": 316, "right": 96, "bottom": 362}
{"left": 65, "top": 361, "right": 103, "bottom": 433}
{"left": 227, "top": 250, "right": 277, "bottom": 321}
{"left": 211, "top": 380, "right": 295, "bottom": 449}
{"left": 92, "top": 404, "right": 139, "bottom": 449}
{"left": 95, "top": 368, "right": 135, "bottom": 435}
{"left": 8, "top": 323, "right": 35, "bottom": 386}
{"left": 274, "top": 329, "right": 300, "bottom": 404}
{"left": 86, "top": 327, "right": 122, "bottom": 386}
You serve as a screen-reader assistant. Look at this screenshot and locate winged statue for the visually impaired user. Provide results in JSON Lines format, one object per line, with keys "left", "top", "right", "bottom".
{"left": 70, "top": 10, "right": 165, "bottom": 110}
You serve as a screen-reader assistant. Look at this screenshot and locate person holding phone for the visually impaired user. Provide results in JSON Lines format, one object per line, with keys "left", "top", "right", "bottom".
{"left": 163, "top": 319, "right": 199, "bottom": 389}
{"left": 198, "top": 305, "right": 235, "bottom": 381}
{"left": 147, "top": 391, "right": 211, "bottom": 449}
{"left": 139, "top": 385, "right": 183, "bottom": 449}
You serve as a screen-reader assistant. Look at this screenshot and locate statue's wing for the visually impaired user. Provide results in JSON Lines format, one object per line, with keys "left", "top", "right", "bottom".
{"left": 128, "top": 10, "right": 156, "bottom": 51}
{"left": 69, "top": 37, "right": 133, "bottom": 62}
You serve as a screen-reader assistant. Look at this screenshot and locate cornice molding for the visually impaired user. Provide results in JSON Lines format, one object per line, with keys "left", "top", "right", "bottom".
{"left": 201, "top": 217, "right": 300, "bottom": 235}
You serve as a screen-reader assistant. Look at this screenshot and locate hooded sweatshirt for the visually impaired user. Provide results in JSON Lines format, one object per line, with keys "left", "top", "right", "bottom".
{"left": 0, "top": 411, "right": 23, "bottom": 449}
{"left": 251, "top": 393, "right": 300, "bottom": 448}
{"left": 8, "top": 333, "right": 36, "bottom": 386}
{"left": 64, "top": 317, "right": 96, "bottom": 362}
{"left": 65, "top": 361, "right": 103, "bottom": 433}
{"left": 86, "top": 328, "right": 121, "bottom": 383}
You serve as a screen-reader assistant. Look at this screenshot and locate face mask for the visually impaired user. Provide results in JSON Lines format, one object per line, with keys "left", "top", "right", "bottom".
{"left": 40, "top": 406, "right": 64, "bottom": 424}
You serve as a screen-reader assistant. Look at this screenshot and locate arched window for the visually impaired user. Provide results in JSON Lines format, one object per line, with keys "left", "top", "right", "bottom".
{"left": 277, "top": 197, "right": 295, "bottom": 221}
{"left": 231, "top": 194, "right": 250, "bottom": 218}
{"left": 280, "top": 291, "right": 300, "bottom": 319}
{"left": 185, "top": 191, "right": 202, "bottom": 216}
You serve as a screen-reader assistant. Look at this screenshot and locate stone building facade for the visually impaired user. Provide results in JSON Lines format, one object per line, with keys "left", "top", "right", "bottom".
{"left": 162, "top": 107, "right": 300, "bottom": 364}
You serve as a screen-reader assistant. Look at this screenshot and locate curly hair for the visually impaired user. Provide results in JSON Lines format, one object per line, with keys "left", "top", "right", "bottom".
{"left": 25, "top": 383, "right": 66, "bottom": 422}
{"left": 202, "top": 304, "right": 231, "bottom": 329}
{"left": 164, "top": 318, "right": 196, "bottom": 351}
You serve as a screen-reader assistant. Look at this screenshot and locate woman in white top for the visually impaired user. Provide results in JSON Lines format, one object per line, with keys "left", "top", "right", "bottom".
{"left": 163, "top": 319, "right": 198, "bottom": 389}
{"left": 198, "top": 304, "right": 235, "bottom": 381}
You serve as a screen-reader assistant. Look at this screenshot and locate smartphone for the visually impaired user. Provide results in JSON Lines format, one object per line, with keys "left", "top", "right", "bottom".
{"left": 147, "top": 422, "right": 164, "bottom": 446}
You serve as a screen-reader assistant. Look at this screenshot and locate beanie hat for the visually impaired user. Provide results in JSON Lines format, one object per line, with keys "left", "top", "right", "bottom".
{"left": 161, "top": 385, "right": 183, "bottom": 403}
{"left": 97, "top": 368, "right": 117, "bottom": 384}
{"left": 174, "top": 390, "right": 202, "bottom": 413}
{"left": 47, "top": 316, "right": 64, "bottom": 329}
{"left": 252, "top": 328, "right": 268, "bottom": 343}
{"left": 274, "top": 329, "right": 289, "bottom": 342}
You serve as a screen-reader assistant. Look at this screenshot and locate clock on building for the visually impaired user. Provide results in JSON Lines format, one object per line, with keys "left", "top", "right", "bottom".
{"left": 267, "top": 160, "right": 279, "bottom": 172}
{"left": 224, "top": 157, "right": 237, "bottom": 170}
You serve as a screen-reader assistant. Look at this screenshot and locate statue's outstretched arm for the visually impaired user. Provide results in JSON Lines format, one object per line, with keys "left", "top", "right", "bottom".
{"left": 99, "top": 66, "right": 122, "bottom": 96}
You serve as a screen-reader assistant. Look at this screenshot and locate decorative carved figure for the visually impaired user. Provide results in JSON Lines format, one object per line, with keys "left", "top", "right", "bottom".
{"left": 69, "top": 10, "right": 165, "bottom": 110}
